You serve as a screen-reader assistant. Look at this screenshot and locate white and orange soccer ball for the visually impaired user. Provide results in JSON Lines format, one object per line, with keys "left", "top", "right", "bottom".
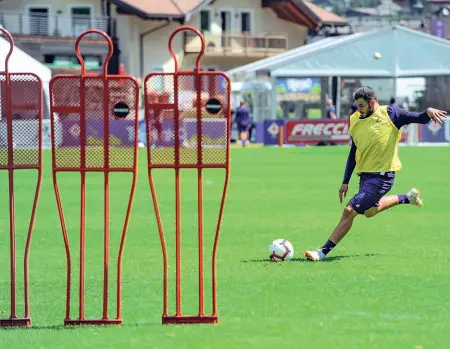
{"left": 269, "top": 239, "right": 294, "bottom": 262}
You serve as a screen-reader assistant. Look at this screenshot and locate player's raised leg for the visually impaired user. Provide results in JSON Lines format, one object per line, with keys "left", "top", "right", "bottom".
{"left": 305, "top": 186, "right": 423, "bottom": 261}
{"left": 364, "top": 187, "right": 423, "bottom": 218}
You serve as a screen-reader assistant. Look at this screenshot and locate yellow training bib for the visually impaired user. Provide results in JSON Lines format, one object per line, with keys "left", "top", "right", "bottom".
{"left": 349, "top": 105, "right": 402, "bottom": 173}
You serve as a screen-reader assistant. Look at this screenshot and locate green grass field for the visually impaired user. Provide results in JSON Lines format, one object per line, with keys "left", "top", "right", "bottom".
{"left": 1, "top": 146, "right": 450, "bottom": 349}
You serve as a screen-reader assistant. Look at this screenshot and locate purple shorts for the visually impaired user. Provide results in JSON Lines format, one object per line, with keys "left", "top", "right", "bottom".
{"left": 349, "top": 172, "right": 395, "bottom": 214}
{"left": 237, "top": 124, "right": 249, "bottom": 133}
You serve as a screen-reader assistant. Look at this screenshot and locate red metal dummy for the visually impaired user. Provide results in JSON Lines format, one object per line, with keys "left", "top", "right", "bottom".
{"left": 144, "top": 26, "right": 231, "bottom": 325}
{"left": 0, "top": 28, "right": 43, "bottom": 327}
{"left": 49, "top": 29, "right": 139, "bottom": 326}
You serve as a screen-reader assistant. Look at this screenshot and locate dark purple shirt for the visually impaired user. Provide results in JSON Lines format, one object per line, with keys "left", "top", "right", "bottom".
{"left": 234, "top": 106, "right": 251, "bottom": 126}
{"left": 342, "top": 105, "right": 430, "bottom": 184}
{"left": 327, "top": 105, "right": 336, "bottom": 119}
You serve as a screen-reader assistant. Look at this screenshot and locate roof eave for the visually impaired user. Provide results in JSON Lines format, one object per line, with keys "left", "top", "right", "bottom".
{"left": 293, "top": 1, "right": 321, "bottom": 28}
{"left": 145, "top": 14, "right": 185, "bottom": 22}
{"left": 110, "top": 0, "right": 212, "bottom": 23}
{"left": 294, "top": 0, "right": 348, "bottom": 28}
{"left": 321, "top": 20, "right": 351, "bottom": 26}
{"left": 293, "top": 0, "right": 322, "bottom": 25}
{"left": 109, "top": 0, "right": 153, "bottom": 19}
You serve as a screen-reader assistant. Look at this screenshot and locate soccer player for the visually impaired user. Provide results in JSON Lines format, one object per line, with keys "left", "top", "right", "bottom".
{"left": 234, "top": 101, "right": 251, "bottom": 147}
{"left": 305, "top": 86, "right": 447, "bottom": 261}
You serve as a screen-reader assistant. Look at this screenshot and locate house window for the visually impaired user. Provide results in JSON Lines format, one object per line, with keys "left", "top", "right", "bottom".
{"left": 220, "top": 10, "right": 232, "bottom": 33}
{"left": 200, "top": 10, "right": 211, "bottom": 33}
{"left": 43, "top": 54, "right": 100, "bottom": 68}
{"left": 70, "top": 6, "right": 92, "bottom": 36}
{"left": 28, "top": 7, "right": 50, "bottom": 36}
{"left": 44, "top": 55, "right": 55, "bottom": 64}
{"left": 240, "top": 11, "right": 252, "bottom": 33}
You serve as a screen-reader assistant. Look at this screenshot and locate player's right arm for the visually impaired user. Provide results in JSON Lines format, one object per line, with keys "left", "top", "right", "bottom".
{"left": 340, "top": 139, "right": 357, "bottom": 203}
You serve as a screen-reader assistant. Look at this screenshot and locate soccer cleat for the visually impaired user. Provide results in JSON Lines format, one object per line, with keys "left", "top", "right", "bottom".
{"left": 406, "top": 188, "right": 423, "bottom": 208}
{"left": 304, "top": 249, "right": 325, "bottom": 261}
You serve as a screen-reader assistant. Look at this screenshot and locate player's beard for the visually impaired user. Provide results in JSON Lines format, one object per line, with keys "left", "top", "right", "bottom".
{"left": 365, "top": 107, "right": 374, "bottom": 117}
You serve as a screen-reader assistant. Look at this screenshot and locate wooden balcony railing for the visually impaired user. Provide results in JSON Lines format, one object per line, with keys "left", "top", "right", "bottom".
{"left": 184, "top": 32, "right": 288, "bottom": 57}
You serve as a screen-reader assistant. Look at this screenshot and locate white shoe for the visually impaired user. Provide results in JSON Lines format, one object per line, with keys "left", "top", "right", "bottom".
{"left": 304, "top": 249, "right": 325, "bottom": 261}
{"left": 406, "top": 188, "right": 423, "bottom": 208}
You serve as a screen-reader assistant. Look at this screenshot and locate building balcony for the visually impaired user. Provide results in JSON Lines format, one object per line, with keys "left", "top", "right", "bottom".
{"left": 0, "top": 12, "right": 116, "bottom": 42}
{"left": 184, "top": 32, "right": 288, "bottom": 57}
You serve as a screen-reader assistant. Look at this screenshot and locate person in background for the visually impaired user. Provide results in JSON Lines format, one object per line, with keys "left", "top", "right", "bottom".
{"left": 401, "top": 97, "right": 410, "bottom": 111}
{"left": 326, "top": 98, "right": 337, "bottom": 119}
{"left": 389, "top": 97, "right": 397, "bottom": 107}
{"left": 247, "top": 116, "right": 256, "bottom": 143}
{"left": 234, "top": 101, "right": 251, "bottom": 147}
{"left": 348, "top": 101, "right": 358, "bottom": 117}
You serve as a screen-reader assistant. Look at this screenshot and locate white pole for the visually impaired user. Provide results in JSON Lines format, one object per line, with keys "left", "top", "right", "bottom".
{"left": 336, "top": 77, "right": 341, "bottom": 119}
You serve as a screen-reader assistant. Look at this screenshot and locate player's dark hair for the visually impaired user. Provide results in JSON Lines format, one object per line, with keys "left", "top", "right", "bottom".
{"left": 354, "top": 86, "right": 377, "bottom": 102}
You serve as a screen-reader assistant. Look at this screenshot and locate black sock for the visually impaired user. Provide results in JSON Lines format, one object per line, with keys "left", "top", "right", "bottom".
{"left": 320, "top": 239, "right": 336, "bottom": 256}
{"left": 397, "top": 194, "right": 410, "bottom": 204}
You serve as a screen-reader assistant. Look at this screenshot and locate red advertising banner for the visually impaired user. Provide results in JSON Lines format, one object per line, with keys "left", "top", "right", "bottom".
{"left": 399, "top": 124, "right": 422, "bottom": 143}
{"left": 400, "top": 125, "right": 409, "bottom": 143}
{"left": 284, "top": 120, "right": 350, "bottom": 145}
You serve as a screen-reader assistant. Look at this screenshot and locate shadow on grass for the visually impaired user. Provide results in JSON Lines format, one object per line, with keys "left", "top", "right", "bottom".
{"left": 241, "top": 253, "right": 381, "bottom": 263}
{"left": 0, "top": 325, "right": 70, "bottom": 331}
{"left": 1, "top": 322, "right": 162, "bottom": 330}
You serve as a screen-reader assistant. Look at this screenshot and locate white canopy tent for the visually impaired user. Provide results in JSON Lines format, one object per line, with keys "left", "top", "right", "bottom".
{"left": 0, "top": 35, "right": 52, "bottom": 119}
{"left": 228, "top": 25, "right": 450, "bottom": 79}
{"left": 227, "top": 25, "right": 450, "bottom": 120}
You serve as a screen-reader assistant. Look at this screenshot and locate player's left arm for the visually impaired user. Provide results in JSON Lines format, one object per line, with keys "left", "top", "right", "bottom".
{"left": 388, "top": 104, "right": 447, "bottom": 129}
